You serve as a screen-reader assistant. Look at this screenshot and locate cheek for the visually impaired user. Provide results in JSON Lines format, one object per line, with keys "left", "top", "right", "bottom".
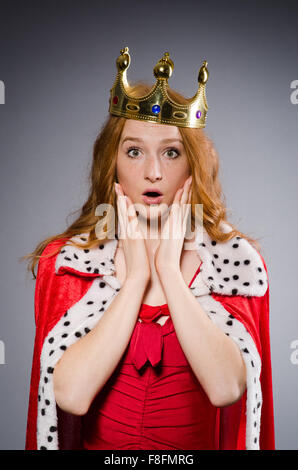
{"left": 116, "top": 159, "right": 138, "bottom": 194}
{"left": 171, "top": 171, "right": 190, "bottom": 191}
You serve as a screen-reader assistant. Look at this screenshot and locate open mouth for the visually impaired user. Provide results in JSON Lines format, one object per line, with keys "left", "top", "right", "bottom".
{"left": 142, "top": 191, "right": 163, "bottom": 205}
{"left": 143, "top": 192, "right": 162, "bottom": 197}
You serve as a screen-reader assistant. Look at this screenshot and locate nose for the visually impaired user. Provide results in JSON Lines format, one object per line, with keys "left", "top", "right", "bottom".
{"left": 144, "top": 154, "right": 162, "bottom": 182}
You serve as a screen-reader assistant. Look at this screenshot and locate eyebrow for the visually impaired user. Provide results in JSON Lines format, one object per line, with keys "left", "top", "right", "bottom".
{"left": 121, "top": 136, "right": 184, "bottom": 145}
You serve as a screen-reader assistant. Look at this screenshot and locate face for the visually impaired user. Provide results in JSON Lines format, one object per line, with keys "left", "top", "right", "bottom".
{"left": 116, "top": 119, "right": 191, "bottom": 220}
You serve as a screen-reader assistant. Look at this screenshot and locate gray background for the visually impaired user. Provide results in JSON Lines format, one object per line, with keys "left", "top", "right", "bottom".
{"left": 0, "top": 0, "right": 297, "bottom": 450}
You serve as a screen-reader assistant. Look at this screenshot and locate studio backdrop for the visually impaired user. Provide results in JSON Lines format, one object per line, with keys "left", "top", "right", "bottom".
{"left": 0, "top": 0, "right": 297, "bottom": 450}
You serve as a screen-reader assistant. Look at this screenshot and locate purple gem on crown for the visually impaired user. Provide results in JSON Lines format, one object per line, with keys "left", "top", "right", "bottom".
{"left": 196, "top": 110, "right": 202, "bottom": 119}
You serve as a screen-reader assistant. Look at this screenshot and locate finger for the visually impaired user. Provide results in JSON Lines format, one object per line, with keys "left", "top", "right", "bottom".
{"left": 116, "top": 193, "right": 127, "bottom": 240}
{"left": 125, "top": 195, "right": 142, "bottom": 239}
{"left": 181, "top": 178, "right": 192, "bottom": 225}
{"left": 181, "top": 176, "right": 192, "bottom": 207}
{"left": 183, "top": 191, "right": 192, "bottom": 230}
{"left": 120, "top": 195, "right": 129, "bottom": 237}
{"left": 115, "top": 183, "right": 130, "bottom": 240}
{"left": 173, "top": 187, "right": 183, "bottom": 204}
{"left": 116, "top": 196, "right": 124, "bottom": 239}
{"left": 169, "top": 199, "right": 184, "bottom": 239}
{"left": 125, "top": 195, "right": 138, "bottom": 222}
{"left": 188, "top": 187, "right": 192, "bottom": 203}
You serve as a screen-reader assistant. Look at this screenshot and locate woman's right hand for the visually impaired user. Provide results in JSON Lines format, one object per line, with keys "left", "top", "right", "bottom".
{"left": 115, "top": 182, "right": 151, "bottom": 284}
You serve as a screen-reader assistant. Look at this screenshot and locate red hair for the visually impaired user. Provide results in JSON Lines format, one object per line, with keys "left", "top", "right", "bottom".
{"left": 21, "top": 82, "right": 261, "bottom": 279}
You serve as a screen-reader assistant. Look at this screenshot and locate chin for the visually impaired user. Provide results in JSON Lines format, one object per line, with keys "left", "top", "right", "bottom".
{"left": 137, "top": 203, "right": 170, "bottom": 221}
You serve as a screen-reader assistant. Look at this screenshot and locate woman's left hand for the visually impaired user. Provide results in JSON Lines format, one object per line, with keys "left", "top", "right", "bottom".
{"left": 154, "top": 175, "right": 192, "bottom": 275}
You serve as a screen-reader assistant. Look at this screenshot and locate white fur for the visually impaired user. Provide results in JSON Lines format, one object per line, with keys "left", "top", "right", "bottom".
{"left": 36, "top": 221, "right": 267, "bottom": 449}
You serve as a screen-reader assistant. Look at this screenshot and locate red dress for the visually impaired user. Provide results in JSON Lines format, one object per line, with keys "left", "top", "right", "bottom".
{"left": 82, "top": 263, "right": 218, "bottom": 450}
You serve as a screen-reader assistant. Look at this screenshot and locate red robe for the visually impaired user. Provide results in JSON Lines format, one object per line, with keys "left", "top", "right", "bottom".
{"left": 25, "top": 223, "right": 275, "bottom": 450}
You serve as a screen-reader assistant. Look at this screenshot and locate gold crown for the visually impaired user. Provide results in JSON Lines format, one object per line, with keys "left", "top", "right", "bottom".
{"left": 108, "top": 47, "right": 209, "bottom": 129}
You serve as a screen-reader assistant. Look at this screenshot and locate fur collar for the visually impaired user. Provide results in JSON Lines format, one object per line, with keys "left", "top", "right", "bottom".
{"left": 55, "top": 221, "right": 268, "bottom": 297}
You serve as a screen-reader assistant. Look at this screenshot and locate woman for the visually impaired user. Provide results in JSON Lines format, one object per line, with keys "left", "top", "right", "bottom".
{"left": 24, "top": 50, "right": 274, "bottom": 450}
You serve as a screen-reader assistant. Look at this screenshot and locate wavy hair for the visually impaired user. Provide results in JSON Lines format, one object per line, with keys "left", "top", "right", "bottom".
{"left": 21, "top": 82, "right": 261, "bottom": 279}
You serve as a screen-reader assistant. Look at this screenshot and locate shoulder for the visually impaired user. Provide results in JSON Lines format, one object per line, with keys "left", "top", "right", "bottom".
{"left": 34, "top": 237, "right": 92, "bottom": 327}
{"left": 38, "top": 238, "right": 69, "bottom": 275}
{"left": 195, "top": 222, "right": 269, "bottom": 298}
{"left": 40, "top": 238, "right": 70, "bottom": 259}
{"left": 35, "top": 238, "right": 70, "bottom": 292}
